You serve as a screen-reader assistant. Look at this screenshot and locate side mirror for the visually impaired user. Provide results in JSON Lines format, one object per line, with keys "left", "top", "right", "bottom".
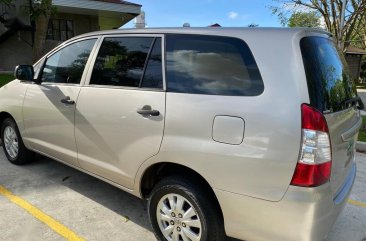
{"left": 14, "top": 65, "right": 34, "bottom": 82}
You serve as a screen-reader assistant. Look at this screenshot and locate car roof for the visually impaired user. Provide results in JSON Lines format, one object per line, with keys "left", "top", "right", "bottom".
{"left": 70, "top": 27, "right": 331, "bottom": 42}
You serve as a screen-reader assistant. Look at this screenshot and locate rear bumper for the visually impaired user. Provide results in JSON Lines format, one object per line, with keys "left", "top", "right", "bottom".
{"left": 215, "top": 162, "right": 356, "bottom": 241}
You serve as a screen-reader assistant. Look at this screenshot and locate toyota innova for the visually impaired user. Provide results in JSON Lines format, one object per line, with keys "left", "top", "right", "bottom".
{"left": 0, "top": 28, "right": 362, "bottom": 241}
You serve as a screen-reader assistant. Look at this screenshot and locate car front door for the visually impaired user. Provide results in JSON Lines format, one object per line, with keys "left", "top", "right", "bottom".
{"left": 22, "top": 38, "right": 98, "bottom": 167}
{"left": 75, "top": 35, "right": 165, "bottom": 188}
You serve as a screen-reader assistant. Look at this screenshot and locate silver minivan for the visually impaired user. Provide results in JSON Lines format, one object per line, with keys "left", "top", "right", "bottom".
{"left": 0, "top": 28, "right": 361, "bottom": 241}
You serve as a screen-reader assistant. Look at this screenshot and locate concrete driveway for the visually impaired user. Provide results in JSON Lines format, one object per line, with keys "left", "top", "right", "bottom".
{"left": 0, "top": 150, "right": 365, "bottom": 241}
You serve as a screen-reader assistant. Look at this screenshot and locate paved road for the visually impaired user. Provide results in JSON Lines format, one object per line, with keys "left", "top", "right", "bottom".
{"left": 0, "top": 150, "right": 365, "bottom": 241}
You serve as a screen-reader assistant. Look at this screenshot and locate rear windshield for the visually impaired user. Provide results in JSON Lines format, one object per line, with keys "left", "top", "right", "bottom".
{"left": 300, "top": 36, "right": 357, "bottom": 112}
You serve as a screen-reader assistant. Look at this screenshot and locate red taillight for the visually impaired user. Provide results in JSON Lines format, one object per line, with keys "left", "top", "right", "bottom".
{"left": 301, "top": 104, "right": 329, "bottom": 132}
{"left": 290, "top": 104, "right": 332, "bottom": 187}
{"left": 290, "top": 162, "right": 332, "bottom": 187}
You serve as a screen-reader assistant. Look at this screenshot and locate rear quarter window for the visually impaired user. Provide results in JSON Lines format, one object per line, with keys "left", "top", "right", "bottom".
{"left": 166, "top": 34, "right": 264, "bottom": 96}
{"left": 300, "top": 36, "right": 357, "bottom": 112}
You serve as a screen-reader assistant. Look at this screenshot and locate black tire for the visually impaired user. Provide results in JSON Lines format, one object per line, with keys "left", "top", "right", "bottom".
{"left": 1, "top": 118, "right": 33, "bottom": 165}
{"left": 148, "top": 176, "right": 225, "bottom": 241}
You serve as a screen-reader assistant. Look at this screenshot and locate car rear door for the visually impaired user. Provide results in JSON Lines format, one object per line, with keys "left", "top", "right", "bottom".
{"left": 22, "top": 38, "right": 97, "bottom": 167}
{"left": 300, "top": 36, "right": 361, "bottom": 197}
{"left": 75, "top": 35, "right": 165, "bottom": 189}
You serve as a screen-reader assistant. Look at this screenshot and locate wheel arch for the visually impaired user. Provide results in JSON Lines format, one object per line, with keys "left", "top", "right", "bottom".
{"left": 138, "top": 162, "right": 224, "bottom": 221}
{"left": 0, "top": 111, "right": 28, "bottom": 148}
{"left": 0, "top": 112, "right": 16, "bottom": 128}
{"left": 0, "top": 112, "right": 14, "bottom": 145}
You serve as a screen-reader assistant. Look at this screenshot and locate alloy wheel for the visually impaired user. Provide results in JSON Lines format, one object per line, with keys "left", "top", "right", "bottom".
{"left": 3, "top": 126, "right": 19, "bottom": 159}
{"left": 156, "top": 193, "right": 202, "bottom": 241}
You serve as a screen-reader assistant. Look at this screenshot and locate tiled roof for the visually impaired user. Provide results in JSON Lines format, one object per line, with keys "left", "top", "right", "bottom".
{"left": 93, "top": 0, "right": 142, "bottom": 7}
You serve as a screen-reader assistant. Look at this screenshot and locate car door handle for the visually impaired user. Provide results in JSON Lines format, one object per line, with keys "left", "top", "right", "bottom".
{"left": 60, "top": 96, "right": 75, "bottom": 105}
{"left": 137, "top": 105, "right": 160, "bottom": 116}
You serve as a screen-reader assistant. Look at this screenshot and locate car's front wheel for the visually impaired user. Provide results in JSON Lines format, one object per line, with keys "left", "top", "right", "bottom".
{"left": 1, "top": 118, "right": 33, "bottom": 165}
{"left": 148, "top": 176, "right": 225, "bottom": 241}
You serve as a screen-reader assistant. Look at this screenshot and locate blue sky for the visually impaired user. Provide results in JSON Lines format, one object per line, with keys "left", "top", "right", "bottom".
{"left": 123, "top": 0, "right": 282, "bottom": 28}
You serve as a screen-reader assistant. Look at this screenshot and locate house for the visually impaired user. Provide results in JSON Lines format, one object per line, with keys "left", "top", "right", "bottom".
{"left": 345, "top": 46, "right": 366, "bottom": 82}
{"left": 0, "top": 0, "right": 141, "bottom": 71}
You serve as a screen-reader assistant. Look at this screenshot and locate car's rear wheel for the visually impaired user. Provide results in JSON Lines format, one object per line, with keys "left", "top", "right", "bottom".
{"left": 148, "top": 176, "right": 225, "bottom": 241}
{"left": 1, "top": 118, "right": 33, "bottom": 165}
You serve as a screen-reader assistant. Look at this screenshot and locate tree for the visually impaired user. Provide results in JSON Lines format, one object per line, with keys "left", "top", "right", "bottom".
{"left": 271, "top": 0, "right": 366, "bottom": 50}
{"left": 0, "top": 0, "right": 12, "bottom": 4}
{"left": 349, "top": 18, "right": 366, "bottom": 49}
{"left": 1, "top": 0, "right": 54, "bottom": 62}
{"left": 288, "top": 11, "right": 321, "bottom": 27}
{"left": 31, "top": 0, "right": 54, "bottom": 62}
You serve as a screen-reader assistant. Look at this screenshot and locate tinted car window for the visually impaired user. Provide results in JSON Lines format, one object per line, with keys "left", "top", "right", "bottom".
{"left": 141, "top": 38, "right": 163, "bottom": 89}
{"left": 42, "top": 39, "right": 96, "bottom": 84}
{"left": 166, "top": 34, "right": 263, "bottom": 96}
{"left": 90, "top": 37, "right": 154, "bottom": 87}
{"left": 301, "top": 37, "right": 357, "bottom": 112}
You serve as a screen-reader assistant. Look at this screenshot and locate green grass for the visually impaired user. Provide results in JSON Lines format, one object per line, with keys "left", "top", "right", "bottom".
{"left": 0, "top": 73, "right": 14, "bottom": 87}
{"left": 358, "top": 116, "right": 366, "bottom": 142}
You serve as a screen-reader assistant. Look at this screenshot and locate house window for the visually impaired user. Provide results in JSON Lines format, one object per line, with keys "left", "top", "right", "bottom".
{"left": 47, "top": 19, "right": 74, "bottom": 41}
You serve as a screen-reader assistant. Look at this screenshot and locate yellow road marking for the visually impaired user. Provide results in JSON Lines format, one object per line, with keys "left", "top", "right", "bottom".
{"left": 0, "top": 185, "right": 85, "bottom": 241}
{"left": 348, "top": 199, "right": 366, "bottom": 208}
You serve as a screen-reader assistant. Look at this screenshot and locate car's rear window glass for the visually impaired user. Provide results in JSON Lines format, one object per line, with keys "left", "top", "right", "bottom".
{"left": 300, "top": 36, "right": 357, "bottom": 112}
{"left": 166, "top": 34, "right": 264, "bottom": 96}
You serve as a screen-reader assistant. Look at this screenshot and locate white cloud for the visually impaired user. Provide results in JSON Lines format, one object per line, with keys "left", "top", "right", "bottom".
{"left": 228, "top": 11, "right": 239, "bottom": 19}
